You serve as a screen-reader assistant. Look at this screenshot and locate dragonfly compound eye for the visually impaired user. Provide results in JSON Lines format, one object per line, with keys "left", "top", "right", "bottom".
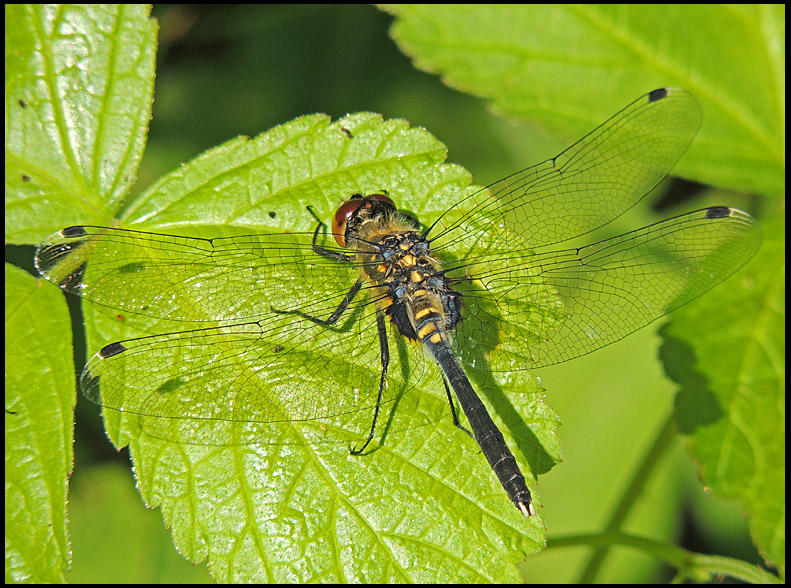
{"left": 331, "top": 196, "right": 364, "bottom": 247}
{"left": 331, "top": 193, "right": 395, "bottom": 247}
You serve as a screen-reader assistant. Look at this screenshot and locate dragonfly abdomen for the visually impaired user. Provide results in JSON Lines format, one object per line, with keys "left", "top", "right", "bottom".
{"left": 426, "top": 332, "right": 534, "bottom": 517}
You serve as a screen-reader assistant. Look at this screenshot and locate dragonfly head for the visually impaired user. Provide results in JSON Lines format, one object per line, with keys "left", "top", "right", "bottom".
{"left": 332, "top": 192, "right": 396, "bottom": 247}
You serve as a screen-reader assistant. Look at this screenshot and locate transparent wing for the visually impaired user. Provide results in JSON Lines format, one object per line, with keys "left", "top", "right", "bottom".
{"left": 36, "top": 225, "right": 434, "bottom": 424}
{"left": 79, "top": 306, "right": 432, "bottom": 426}
{"left": 35, "top": 225, "right": 357, "bottom": 322}
{"left": 450, "top": 207, "right": 761, "bottom": 371}
{"left": 429, "top": 88, "right": 702, "bottom": 257}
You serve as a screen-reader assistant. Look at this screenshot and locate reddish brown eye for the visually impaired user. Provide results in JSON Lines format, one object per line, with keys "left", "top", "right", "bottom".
{"left": 331, "top": 193, "right": 394, "bottom": 247}
{"left": 332, "top": 198, "right": 363, "bottom": 247}
{"left": 366, "top": 193, "right": 394, "bottom": 207}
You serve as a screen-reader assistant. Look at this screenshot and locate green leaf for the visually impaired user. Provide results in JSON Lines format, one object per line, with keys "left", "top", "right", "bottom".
{"left": 383, "top": 4, "right": 785, "bottom": 197}
{"left": 121, "top": 111, "right": 467, "bottom": 231}
{"left": 5, "top": 4, "right": 157, "bottom": 242}
{"left": 5, "top": 264, "right": 74, "bottom": 582}
{"left": 87, "top": 112, "right": 554, "bottom": 582}
{"left": 660, "top": 208, "right": 785, "bottom": 574}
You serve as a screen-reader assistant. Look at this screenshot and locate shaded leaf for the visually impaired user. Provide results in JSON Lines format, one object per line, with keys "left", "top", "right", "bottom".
{"left": 383, "top": 4, "right": 784, "bottom": 196}
{"left": 68, "top": 465, "right": 213, "bottom": 583}
{"left": 661, "top": 210, "right": 785, "bottom": 574}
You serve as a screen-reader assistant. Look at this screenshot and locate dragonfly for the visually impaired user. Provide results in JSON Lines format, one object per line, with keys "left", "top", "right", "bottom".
{"left": 35, "top": 88, "right": 761, "bottom": 517}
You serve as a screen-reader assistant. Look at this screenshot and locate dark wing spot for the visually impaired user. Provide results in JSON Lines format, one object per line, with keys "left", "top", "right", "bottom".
{"left": 648, "top": 88, "right": 669, "bottom": 102}
{"left": 99, "top": 342, "right": 127, "bottom": 358}
{"left": 705, "top": 206, "right": 731, "bottom": 219}
{"left": 62, "top": 226, "right": 88, "bottom": 238}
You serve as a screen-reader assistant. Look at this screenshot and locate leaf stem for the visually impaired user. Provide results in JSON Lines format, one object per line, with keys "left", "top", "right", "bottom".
{"left": 547, "top": 531, "right": 780, "bottom": 584}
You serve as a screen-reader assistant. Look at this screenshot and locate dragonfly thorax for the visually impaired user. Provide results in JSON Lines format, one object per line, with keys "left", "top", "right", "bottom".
{"left": 343, "top": 202, "right": 463, "bottom": 344}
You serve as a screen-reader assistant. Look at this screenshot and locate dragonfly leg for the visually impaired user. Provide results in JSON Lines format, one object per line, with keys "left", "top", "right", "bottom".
{"left": 271, "top": 278, "right": 362, "bottom": 328}
{"left": 350, "top": 311, "right": 389, "bottom": 455}
{"left": 306, "top": 205, "right": 350, "bottom": 262}
{"left": 443, "top": 376, "right": 473, "bottom": 439}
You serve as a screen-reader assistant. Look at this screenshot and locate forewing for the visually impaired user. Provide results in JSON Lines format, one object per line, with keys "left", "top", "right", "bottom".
{"left": 429, "top": 88, "right": 702, "bottom": 258}
{"left": 451, "top": 207, "right": 762, "bottom": 371}
{"left": 35, "top": 225, "right": 352, "bottom": 322}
